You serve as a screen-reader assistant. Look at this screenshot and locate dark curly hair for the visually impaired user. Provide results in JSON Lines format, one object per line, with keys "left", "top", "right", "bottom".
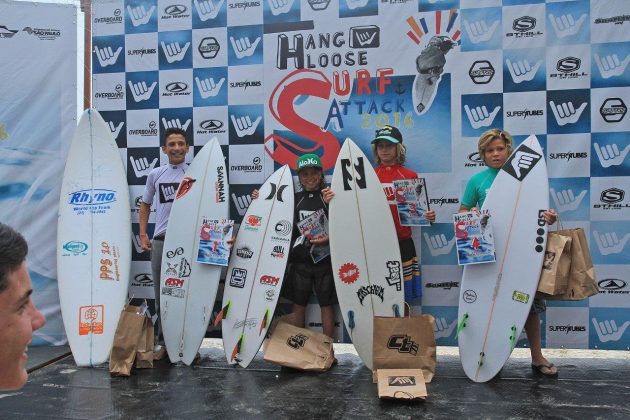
{"left": 0, "top": 223, "right": 28, "bottom": 293}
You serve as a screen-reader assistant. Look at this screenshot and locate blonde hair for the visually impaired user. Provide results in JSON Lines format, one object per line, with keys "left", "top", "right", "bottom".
{"left": 372, "top": 142, "right": 407, "bottom": 165}
{"left": 478, "top": 128, "right": 513, "bottom": 162}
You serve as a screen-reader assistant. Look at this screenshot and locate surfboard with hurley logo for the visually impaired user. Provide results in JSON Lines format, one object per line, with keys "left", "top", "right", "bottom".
{"left": 217, "top": 165, "right": 294, "bottom": 368}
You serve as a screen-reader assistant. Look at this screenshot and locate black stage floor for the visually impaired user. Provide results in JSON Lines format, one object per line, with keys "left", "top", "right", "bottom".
{"left": 2, "top": 342, "right": 629, "bottom": 419}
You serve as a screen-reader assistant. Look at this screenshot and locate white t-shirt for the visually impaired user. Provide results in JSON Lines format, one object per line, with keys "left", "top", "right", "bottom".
{"left": 142, "top": 163, "right": 188, "bottom": 238}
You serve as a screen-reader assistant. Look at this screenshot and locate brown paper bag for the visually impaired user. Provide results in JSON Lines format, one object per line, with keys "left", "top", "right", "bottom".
{"left": 377, "top": 369, "right": 427, "bottom": 400}
{"left": 372, "top": 314, "right": 436, "bottom": 383}
{"left": 263, "top": 321, "right": 334, "bottom": 371}
{"left": 537, "top": 231, "right": 572, "bottom": 295}
{"left": 109, "top": 305, "right": 147, "bottom": 376}
{"left": 543, "top": 228, "right": 598, "bottom": 301}
{"left": 135, "top": 316, "right": 155, "bottom": 369}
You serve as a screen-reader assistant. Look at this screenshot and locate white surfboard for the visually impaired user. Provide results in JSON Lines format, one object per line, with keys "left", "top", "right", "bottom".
{"left": 457, "top": 135, "right": 549, "bottom": 383}
{"left": 220, "top": 165, "right": 294, "bottom": 368}
{"left": 57, "top": 109, "right": 131, "bottom": 366}
{"left": 160, "top": 138, "right": 229, "bottom": 365}
{"left": 329, "top": 138, "right": 405, "bottom": 370}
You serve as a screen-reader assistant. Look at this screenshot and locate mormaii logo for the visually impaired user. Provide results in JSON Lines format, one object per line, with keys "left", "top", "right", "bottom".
{"left": 69, "top": 189, "right": 116, "bottom": 206}
{"left": 469, "top": 60, "right": 495, "bottom": 84}
{"left": 307, "top": 0, "right": 330, "bottom": 11}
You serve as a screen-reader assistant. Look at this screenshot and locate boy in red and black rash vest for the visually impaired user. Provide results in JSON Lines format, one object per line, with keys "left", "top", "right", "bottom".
{"left": 371, "top": 125, "right": 435, "bottom": 304}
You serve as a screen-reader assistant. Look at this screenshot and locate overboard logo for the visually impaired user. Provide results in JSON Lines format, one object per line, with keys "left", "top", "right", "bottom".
{"left": 68, "top": 189, "right": 116, "bottom": 215}
{"left": 94, "top": 8, "right": 123, "bottom": 25}
{"left": 62, "top": 241, "right": 88, "bottom": 255}
{"left": 600, "top": 98, "right": 627, "bottom": 123}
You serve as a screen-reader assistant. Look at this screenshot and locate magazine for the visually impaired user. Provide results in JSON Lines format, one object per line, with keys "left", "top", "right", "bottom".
{"left": 196, "top": 218, "right": 234, "bottom": 266}
{"left": 453, "top": 211, "right": 496, "bottom": 265}
{"left": 392, "top": 178, "right": 431, "bottom": 226}
{"left": 295, "top": 208, "right": 330, "bottom": 264}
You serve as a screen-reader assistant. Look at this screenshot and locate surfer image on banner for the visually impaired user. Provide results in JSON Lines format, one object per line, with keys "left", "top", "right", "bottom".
{"left": 138, "top": 127, "right": 189, "bottom": 359}
{"left": 413, "top": 36, "right": 456, "bottom": 115}
{"left": 252, "top": 154, "right": 337, "bottom": 351}
{"left": 458, "top": 128, "right": 559, "bottom": 378}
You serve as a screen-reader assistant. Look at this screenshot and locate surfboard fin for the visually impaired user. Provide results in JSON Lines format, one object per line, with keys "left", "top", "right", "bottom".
{"left": 231, "top": 334, "right": 244, "bottom": 362}
{"left": 455, "top": 313, "right": 469, "bottom": 339}
{"left": 478, "top": 351, "right": 485, "bottom": 367}
{"left": 259, "top": 308, "right": 269, "bottom": 336}
{"left": 509, "top": 325, "right": 518, "bottom": 351}
{"left": 214, "top": 301, "right": 231, "bottom": 326}
{"left": 348, "top": 310, "right": 355, "bottom": 331}
{"left": 392, "top": 304, "right": 401, "bottom": 318}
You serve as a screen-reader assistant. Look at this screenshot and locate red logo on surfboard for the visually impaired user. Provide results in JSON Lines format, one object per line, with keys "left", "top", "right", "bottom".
{"left": 176, "top": 177, "right": 195, "bottom": 199}
{"left": 79, "top": 305, "right": 104, "bottom": 336}
{"left": 165, "top": 277, "right": 184, "bottom": 288}
{"left": 260, "top": 275, "right": 280, "bottom": 286}
{"left": 245, "top": 215, "right": 262, "bottom": 227}
{"left": 339, "top": 263, "right": 359, "bottom": 284}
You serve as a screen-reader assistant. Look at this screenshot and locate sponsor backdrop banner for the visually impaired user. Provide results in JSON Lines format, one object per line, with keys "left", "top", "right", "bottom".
{"left": 0, "top": 0, "right": 78, "bottom": 345}
{"left": 93, "top": 0, "right": 630, "bottom": 350}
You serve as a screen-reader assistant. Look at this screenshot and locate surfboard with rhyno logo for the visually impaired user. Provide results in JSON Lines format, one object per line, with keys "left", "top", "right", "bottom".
{"left": 219, "top": 165, "right": 294, "bottom": 368}
{"left": 57, "top": 109, "right": 131, "bottom": 366}
{"left": 329, "top": 138, "right": 404, "bottom": 370}
{"left": 457, "top": 135, "right": 549, "bottom": 383}
{"left": 160, "top": 137, "right": 229, "bottom": 365}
